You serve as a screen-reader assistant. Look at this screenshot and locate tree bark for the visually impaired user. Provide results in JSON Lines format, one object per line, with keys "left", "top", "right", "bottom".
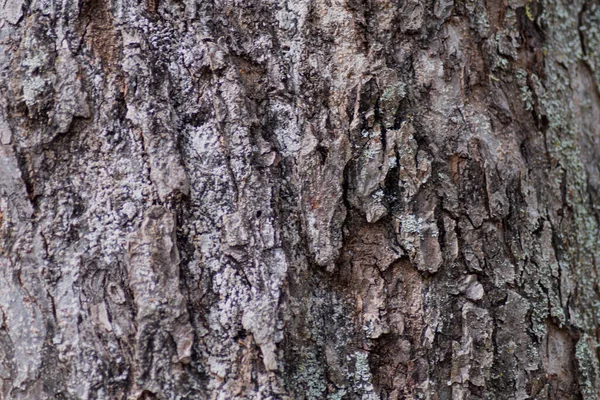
{"left": 1, "top": 0, "right": 600, "bottom": 398}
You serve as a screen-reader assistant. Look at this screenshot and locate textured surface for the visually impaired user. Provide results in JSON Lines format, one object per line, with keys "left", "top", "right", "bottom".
{"left": 1, "top": 0, "right": 600, "bottom": 398}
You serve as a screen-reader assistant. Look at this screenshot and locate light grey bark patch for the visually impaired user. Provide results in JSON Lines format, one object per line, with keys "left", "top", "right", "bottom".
{"left": 434, "top": 0, "right": 454, "bottom": 20}
{"left": 395, "top": 196, "right": 442, "bottom": 274}
{"left": 416, "top": 223, "right": 443, "bottom": 274}
{"left": 0, "top": 142, "right": 33, "bottom": 224}
{"left": 351, "top": 123, "right": 389, "bottom": 223}
{"left": 376, "top": 68, "right": 405, "bottom": 129}
{"left": 1, "top": 0, "right": 25, "bottom": 25}
{"left": 241, "top": 302, "right": 280, "bottom": 371}
{"left": 459, "top": 275, "right": 484, "bottom": 301}
{"left": 576, "top": 334, "right": 600, "bottom": 399}
{"left": 270, "top": 100, "right": 302, "bottom": 158}
{"left": 496, "top": 290, "right": 538, "bottom": 398}
{"left": 89, "top": 301, "right": 112, "bottom": 332}
{"left": 301, "top": 131, "right": 351, "bottom": 269}
{"left": 221, "top": 211, "right": 250, "bottom": 262}
{"left": 0, "top": 109, "right": 12, "bottom": 145}
{"left": 450, "top": 301, "right": 493, "bottom": 395}
{"left": 15, "top": 20, "right": 57, "bottom": 134}
{"left": 399, "top": 0, "right": 425, "bottom": 33}
{"left": 442, "top": 215, "right": 459, "bottom": 263}
{"left": 50, "top": 48, "right": 90, "bottom": 134}
{"left": 124, "top": 99, "right": 191, "bottom": 201}
{"left": 126, "top": 206, "right": 194, "bottom": 396}
{"left": 0, "top": 257, "right": 45, "bottom": 392}
{"left": 121, "top": 28, "right": 190, "bottom": 202}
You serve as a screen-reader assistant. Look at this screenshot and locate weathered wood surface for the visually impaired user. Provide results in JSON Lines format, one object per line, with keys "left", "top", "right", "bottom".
{"left": 1, "top": 0, "right": 600, "bottom": 398}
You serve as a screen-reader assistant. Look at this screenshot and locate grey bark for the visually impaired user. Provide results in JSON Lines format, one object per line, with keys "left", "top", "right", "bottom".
{"left": 0, "top": 0, "right": 600, "bottom": 398}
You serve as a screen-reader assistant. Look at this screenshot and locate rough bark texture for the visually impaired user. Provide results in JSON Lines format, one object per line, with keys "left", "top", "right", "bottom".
{"left": 2, "top": 0, "right": 600, "bottom": 398}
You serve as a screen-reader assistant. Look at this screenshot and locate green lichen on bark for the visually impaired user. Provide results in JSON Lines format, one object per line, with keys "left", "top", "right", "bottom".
{"left": 535, "top": 0, "right": 600, "bottom": 395}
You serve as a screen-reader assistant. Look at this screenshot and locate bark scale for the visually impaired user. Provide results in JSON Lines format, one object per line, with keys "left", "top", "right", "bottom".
{"left": 0, "top": 0, "right": 600, "bottom": 399}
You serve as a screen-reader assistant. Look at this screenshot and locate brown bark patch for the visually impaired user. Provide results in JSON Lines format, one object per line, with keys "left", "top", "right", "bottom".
{"left": 79, "top": 0, "right": 118, "bottom": 70}
{"left": 542, "top": 321, "right": 580, "bottom": 398}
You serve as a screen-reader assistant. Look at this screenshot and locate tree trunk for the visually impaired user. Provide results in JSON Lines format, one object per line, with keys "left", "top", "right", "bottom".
{"left": 1, "top": 0, "right": 600, "bottom": 398}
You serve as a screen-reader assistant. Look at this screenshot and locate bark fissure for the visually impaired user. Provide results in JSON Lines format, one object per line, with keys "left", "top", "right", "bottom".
{"left": 2, "top": 0, "right": 600, "bottom": 398}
